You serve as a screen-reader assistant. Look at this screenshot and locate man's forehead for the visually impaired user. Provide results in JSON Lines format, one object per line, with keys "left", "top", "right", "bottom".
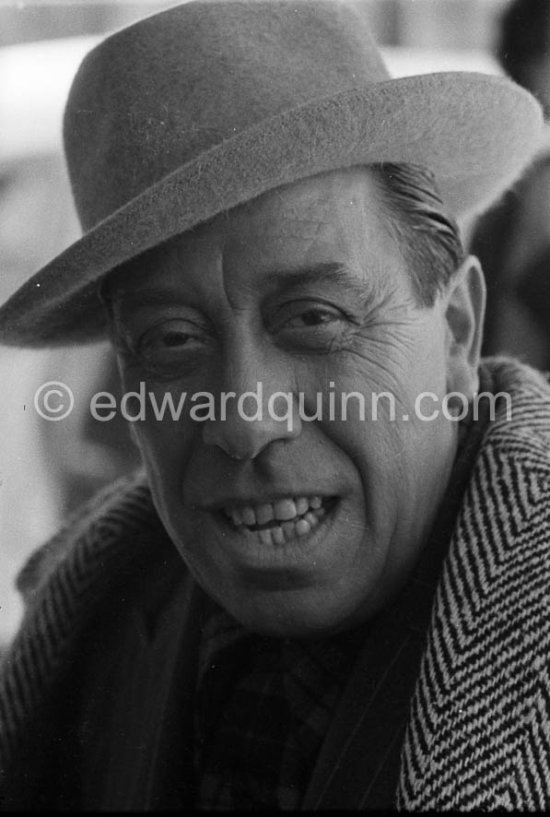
{"left": 230, "top": 166, "right": 380, "bottom": 235}
{"left": 106, "top": 166, "right": 387, "bottom": 293}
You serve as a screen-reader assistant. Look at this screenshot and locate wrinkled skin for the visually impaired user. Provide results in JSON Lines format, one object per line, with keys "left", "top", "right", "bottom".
{"left": 107, "top": 167, "right": 484, "bottom": 638}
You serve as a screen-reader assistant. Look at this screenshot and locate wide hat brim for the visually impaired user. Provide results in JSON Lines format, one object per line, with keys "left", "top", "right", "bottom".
{"left": 0, "top": 70, "right": 542, "bottom": 347}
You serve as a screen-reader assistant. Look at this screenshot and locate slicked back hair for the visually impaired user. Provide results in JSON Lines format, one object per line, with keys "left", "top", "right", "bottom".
{"left": 372, "top": 163, "right": 465, "bottom": 306}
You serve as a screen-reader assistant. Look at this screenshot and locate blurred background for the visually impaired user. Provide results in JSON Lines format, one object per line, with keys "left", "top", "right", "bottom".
{"left": 1, "top": 0, "right": 548, "bottom": 644}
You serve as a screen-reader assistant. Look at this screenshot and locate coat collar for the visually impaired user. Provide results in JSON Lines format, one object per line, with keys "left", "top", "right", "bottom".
{"left": 398, "top": 359, "right": 550, "bottom": 809}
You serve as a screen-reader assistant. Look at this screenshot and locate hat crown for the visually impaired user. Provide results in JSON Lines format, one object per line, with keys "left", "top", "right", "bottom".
{"left": 64, "top": 0, "right": 389, "bottom": 229}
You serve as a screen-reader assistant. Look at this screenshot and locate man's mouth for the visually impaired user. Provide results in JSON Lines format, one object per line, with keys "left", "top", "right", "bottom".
{"left": 221, "top": 496, "right": 336, "bottom": 545}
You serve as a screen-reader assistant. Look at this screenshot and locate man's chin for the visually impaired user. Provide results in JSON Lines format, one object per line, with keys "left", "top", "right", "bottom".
{"left": 212, "top": 583, "right": 372, "bottom": 640}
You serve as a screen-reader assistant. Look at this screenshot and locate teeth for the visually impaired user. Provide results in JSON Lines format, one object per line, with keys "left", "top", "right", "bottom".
{"left": 259, "top": 529, "right": 273, "bottom": 546}
{"left": 272, "top": 526, "right": 285, "bottom": 546}
{"left": 224, "top": 495, "right": 330, "bottom": 543}
{"left": 273, "top": 499, "right": 297, "bottom": 521}
{"left": 242, "top": 507, "right": 256, "bottom": 526}
{"left": 282, "top": 521, "right": 296, "bottom": 538}
{"left": 231, "top": 507, "right": 244, "bottom": 526}
{"left": 296, "top": 518, "right": 311, "bottom": 537}
{"left": 256, "top": 503, "right": 274, "bottom": 525}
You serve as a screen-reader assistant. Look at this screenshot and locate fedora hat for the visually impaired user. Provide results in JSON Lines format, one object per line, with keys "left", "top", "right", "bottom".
{"left": 0, "top": 0, "right": 543, "bottom": 346}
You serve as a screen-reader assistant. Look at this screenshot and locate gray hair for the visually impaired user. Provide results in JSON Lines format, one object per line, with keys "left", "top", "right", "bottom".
{"left": 373, "top": 163, "right": 465, "bottom": 306}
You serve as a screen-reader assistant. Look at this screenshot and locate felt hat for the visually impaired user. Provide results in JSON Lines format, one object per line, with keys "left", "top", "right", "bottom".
{"left": 0, "top": 0, "right": 543, "bottom": 346}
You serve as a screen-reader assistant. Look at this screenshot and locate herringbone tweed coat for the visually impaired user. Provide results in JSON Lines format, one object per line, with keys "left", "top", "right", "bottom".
{"left": 0, "top": 358, "right": 550, "bottom": 810}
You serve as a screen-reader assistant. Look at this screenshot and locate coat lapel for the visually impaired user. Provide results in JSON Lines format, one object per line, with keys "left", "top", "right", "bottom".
{"left": 77, "top": 551, "right": 209, "bottom": 810}
{"left": 128, "top": 571, "right": 204, "bottom": 810}
{"left": 302, "top": 623, "right": 420, "bottom": 809}
{"left": 398, "top": 389, "right": 550, "bottom": 809}
{"left": 302, "top": 544, "right": 452, "bottom": 809}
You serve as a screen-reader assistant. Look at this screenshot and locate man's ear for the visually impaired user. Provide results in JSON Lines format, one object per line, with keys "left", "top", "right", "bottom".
{"left": 444, "top": 255, "right": 486, "bottom": 399}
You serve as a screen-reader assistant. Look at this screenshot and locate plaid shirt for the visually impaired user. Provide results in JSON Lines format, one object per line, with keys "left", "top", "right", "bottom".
{"left": 194, "top": 610, "right": 367, "bottom": 809}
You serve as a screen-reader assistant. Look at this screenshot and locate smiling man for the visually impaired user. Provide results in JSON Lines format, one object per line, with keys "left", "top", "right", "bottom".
{"left": 0, "top": 0, "right": 550, "bottom": 811}
{"left": 105, "top": 166, "right": 470, "bottom": 641}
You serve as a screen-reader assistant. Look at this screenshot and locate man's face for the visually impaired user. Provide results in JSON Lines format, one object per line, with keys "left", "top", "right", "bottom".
{"left": 108, "top": 168, "right": 467, "bottom": 638}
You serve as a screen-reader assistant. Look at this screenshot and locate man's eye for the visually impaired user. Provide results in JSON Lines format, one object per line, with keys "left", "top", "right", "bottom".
{"left": 284, "top": 308, "right": 342, "bottom": 328}
{"left": 271, "top": 300, "right": 351, "bottom": 351}
{"left": 134, "top": 318, "right": 211, "bottom": 374}
{"left": 145, "top": 328, "right": 190, "bottom": 349}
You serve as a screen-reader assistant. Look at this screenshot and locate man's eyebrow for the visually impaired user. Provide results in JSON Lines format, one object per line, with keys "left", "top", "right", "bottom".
{"left": 106, "top": 285, "right": 190, "bottom": 313}
{"left": 108, "top": 262, "right": 381, "bottom": 313}
{"left": 267, "top": 262, "right": 379, "bottom": 306}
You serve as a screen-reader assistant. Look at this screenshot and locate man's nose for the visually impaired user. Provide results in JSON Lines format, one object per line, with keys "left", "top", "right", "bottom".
{"left": 201, "top": 357, "right": 302, "bottom": 460}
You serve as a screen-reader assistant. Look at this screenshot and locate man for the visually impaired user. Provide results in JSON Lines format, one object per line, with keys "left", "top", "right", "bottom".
{"left": 0, "top": 0, "right": 548, "bottom": 810}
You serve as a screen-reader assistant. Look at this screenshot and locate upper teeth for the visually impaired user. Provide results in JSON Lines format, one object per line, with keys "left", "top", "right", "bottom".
{"left": 226, "top": 496, "right": 323, "bottom": 528}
